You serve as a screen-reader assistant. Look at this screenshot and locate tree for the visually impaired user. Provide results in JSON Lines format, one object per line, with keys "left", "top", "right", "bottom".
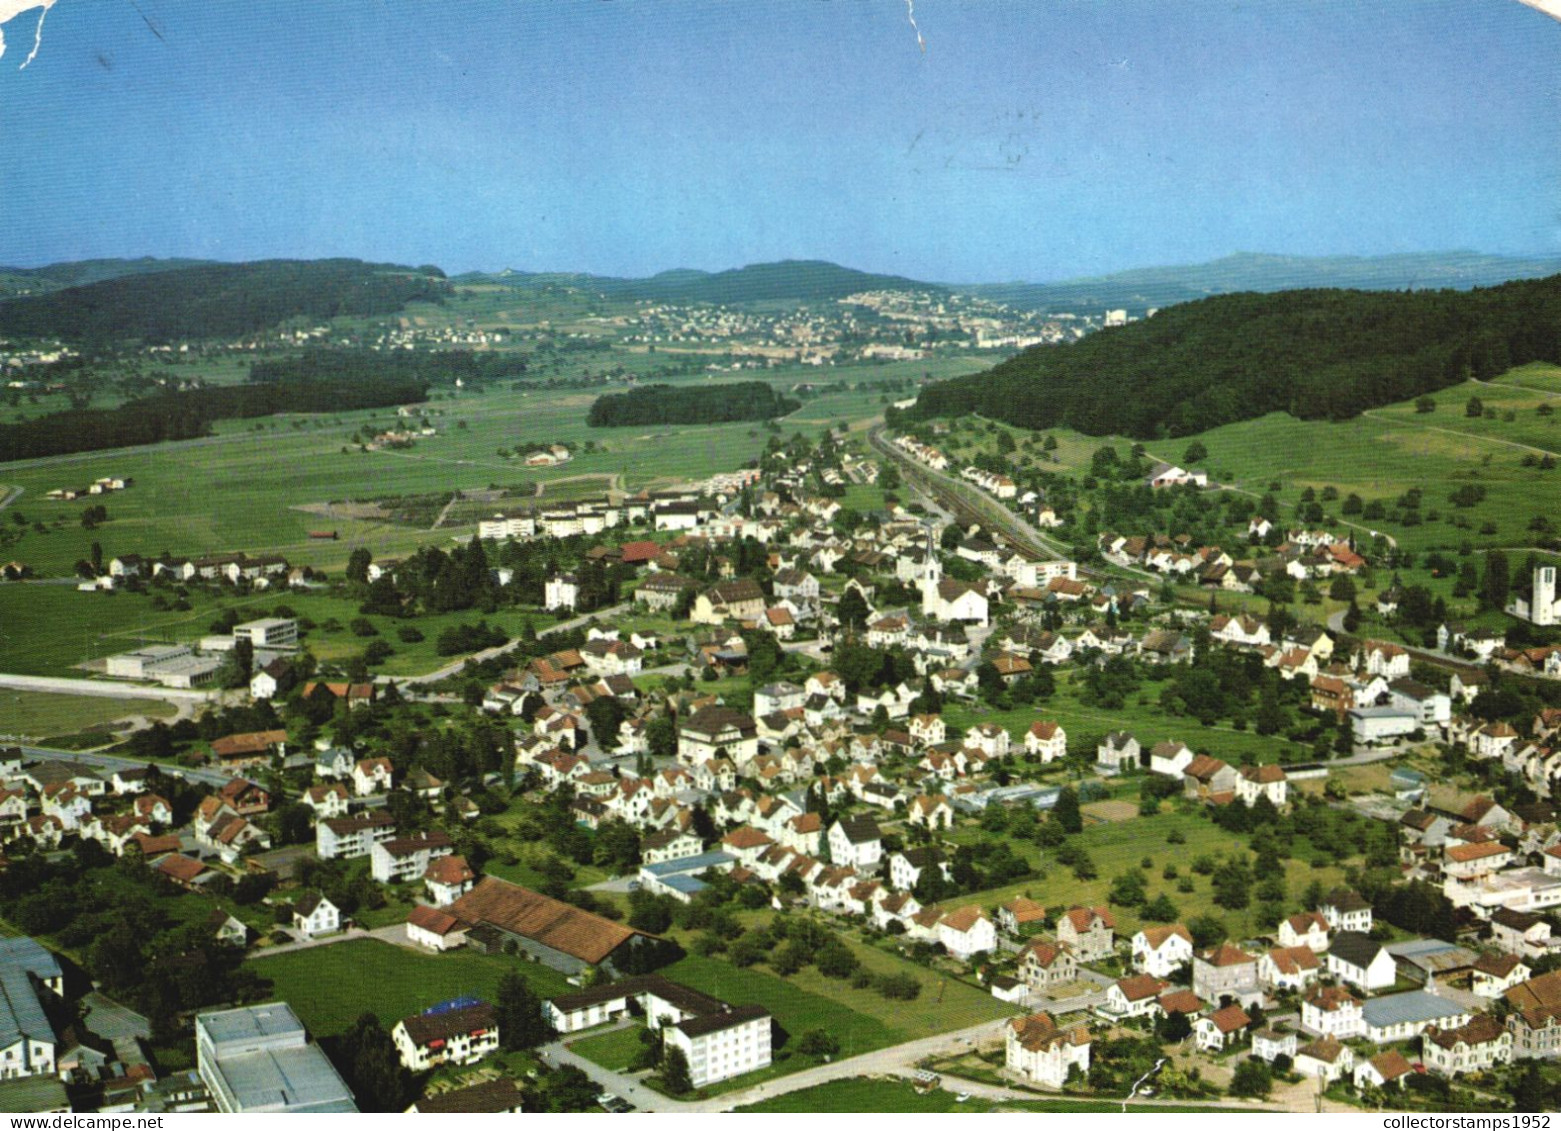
{"left": 1188, "top": 914, "right": 1227, "bottom": 950}
{"left": 1229, "top": 1058, "right": 1272, "bottom": 1097}
{"left": 274, "top": 801, "right": 313, "bottom": 845}
{"left": 628, "top": 890, "right": 675, "bottom": 934}
{"left": 1211, "top": 857, "right": 1252, "bottom": 910}
{"left": 584, "top": 695, "right": 626, "bottom": 750}
{"left": 1108, "top": 870, "right": 1148, "bottom": 908}
{"left": 1156, "top": 1010, "right": 1192, "bottom": 1042}
{"left": 335, "top": 1013, "right": 410, "bottom": 1112}
{"left": 1465, "top": 395, "right": 1484, "bottom": 418}
{"left": 539, "top": 1064, "right": 602, "bottom": 1112}
{"left": 837, "top": 587, "right": 870, "bottom": 631}
{"left": 661, "top": 1046, "right": 693, "bottom": 1095}
{"left": 496, "top": 969, "right": 552, "bottom": 1050}
{"left": 646, "top": 713, "right": 678, "bottom": 758}
{"left": 1183, "top": 440, "right": 1208, "bottom": 464}
{"left": 346, "top": 547, "right": 372, "bottom": 585}
{"left": 816, "top": 942, "right": 859, "bottom": 979}
{"left": 1414, "top": 395, "right": 1436, "bottom": 414}
{"left": 1481, "top": 550, "right": 1511, "bottom": 611}
{"left": 796, "top": 1028, "right": 841, "bottom": 1058}
{"left": 1052, "top": 786, "right": 1082, "bottom": 834}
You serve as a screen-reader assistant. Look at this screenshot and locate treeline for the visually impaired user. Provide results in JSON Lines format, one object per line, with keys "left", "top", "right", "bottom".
{"left": 0, "top": 376, "right": 426, "bottom": 460}
{"left": 0, "top": 258, "right": 447, "bottom": 343}
{"left": 251, "top": 347, "right": 527, "bottom": 385}
{"left": 907, "top": 274, "right": 1561, "bottom": 438}
{"left": 587, "top": 381, "right": 799, "bottom": 427}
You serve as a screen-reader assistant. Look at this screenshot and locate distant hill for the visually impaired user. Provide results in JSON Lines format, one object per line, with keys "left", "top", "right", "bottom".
{"left": 964, "top": 251, "right": 1561, "bottom": 314}
{"left": 907, "top": 274, "right": 1561, "bottom": 439}
{"left": 461, "top": 259, "right": 941, "bottom": 304}
{"left": 0, "top": 259, "right": 448, "bottom": 343}
{"left": 462, "top": 251, "right": 1561, "bottom": 312}
{"left": 0, "top": 257, "right": 217, "bottom": 298}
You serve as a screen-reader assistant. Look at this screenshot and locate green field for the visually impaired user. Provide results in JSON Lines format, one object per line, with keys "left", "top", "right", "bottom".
{"left": 0, "top": 583, "right": 283, "bottom": 675}
{"left": 249, "top": 937, "right": 569, "bottom": 1037}
{"left": 567, "top": 1021, "right": 647, "bottom": 1072}
{"left": 930, "top": 368, "right": 1561, "bottom": 570}
{"left": 662, "top": 953, "right": 899, "bottom": 1059}
{"left": 0, "top": 353, "right": 983, "bottom": 583}
{"left": 0, "top": 690, "right": 176, "bottom": 740}
{"left": 941, "top": 809, "right": 1353, "bottom": 941}
{"left": 940, "top": 669, "right": 1311, "bottom": 770}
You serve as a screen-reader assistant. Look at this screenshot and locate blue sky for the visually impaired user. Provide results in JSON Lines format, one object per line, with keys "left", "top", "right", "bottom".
{"left": 0, "top": 1, "right": 1557, "bottom": 281}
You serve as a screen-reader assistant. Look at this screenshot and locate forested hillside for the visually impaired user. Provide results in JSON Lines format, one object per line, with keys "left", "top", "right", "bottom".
{"left": 907, "top": 275, "right": 1561, "bottom": 438}
{"left": 0, "top": 259, "right": 447, "bottom": 343}
{"left": 466, "top": 260, "right": 938, "bottom": 304}
{"left": 587, "top": 381, "right": 800, "bottom": 427}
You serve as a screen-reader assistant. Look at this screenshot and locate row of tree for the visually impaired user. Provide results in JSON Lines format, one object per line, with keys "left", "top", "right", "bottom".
{"left": 587, "top": 381, "right": 800, "bottom": 427}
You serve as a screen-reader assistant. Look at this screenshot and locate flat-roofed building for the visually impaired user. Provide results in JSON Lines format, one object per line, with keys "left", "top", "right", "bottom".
{"left": 233, "top": 618, "right": 299, "bottom": 651}
{"left": 196, "top": 1003, "right": 357, "bottom": 1113}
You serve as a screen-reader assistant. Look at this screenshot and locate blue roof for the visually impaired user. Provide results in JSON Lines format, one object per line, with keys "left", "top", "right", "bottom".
{"left": 1362, "top": 991, "right": 1468, "bottom": 1029}
{"left": 660, "top": 875, "right": 708, "bottom": 895}
{"left": 1387, "top": 938, "right": 1461, "bottom": 959}
{"left": 639, "top": 851, "right": 735, "bottom": 878}
{"left": 0, "top": 937, "right": 62, "bottom": 1050}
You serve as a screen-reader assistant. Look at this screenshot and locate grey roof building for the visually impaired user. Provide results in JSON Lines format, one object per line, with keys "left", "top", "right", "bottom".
{"left": 196, "top": 1003, "right": 357, "bottom": 1113}
{"left": 0, "top": 936, "right": 64, "bottom": 1079}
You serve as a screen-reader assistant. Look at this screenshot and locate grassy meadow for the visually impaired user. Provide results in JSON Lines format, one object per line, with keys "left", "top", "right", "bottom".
{"left": 249, "top": 937, "right": 569, "bottom": 1037}
{"left": 936, "top": 809, "right": 1353, "bottom": 942}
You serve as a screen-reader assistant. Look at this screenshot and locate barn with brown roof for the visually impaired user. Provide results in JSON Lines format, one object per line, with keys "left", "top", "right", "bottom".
{"left": 446, "top": 877, "right": 666, "bottom": 975}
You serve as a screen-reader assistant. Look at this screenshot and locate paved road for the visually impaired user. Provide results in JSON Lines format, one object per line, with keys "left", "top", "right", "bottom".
{"left": 15, "top": 743, "right": 234, "bottom": 788}
{"left": 381, "top": 603, "right": 630, "bottom": 686}
{"left": 245, "top": 922, "right": 412, "bottom": 960}
{"left": 544, "top": 1015, "right": 1020, "bottom": 1114}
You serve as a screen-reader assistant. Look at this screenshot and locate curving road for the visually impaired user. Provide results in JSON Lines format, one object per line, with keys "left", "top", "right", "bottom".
{"left": 15, "top": 742, "right": 235, "bottom": 788}
{"left": 379, "top": 602, "right": 630, "bottom": 686}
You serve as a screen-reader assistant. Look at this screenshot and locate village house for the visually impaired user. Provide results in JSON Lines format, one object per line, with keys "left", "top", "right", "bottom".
{"left": 1327, "top": 932, "right": 1397, "bottom": 991}
{"left": 1018, "top": 940, "right": 1078, "bottom": 991}
{"left": 937, "top": 906, "right": 997, "bottom": 962}
{"left": 1295, "top": 1036, "right": 1354, "bottom": 1084}
{"left": 1302, "top": 985, "right": 1365, "bottom": 1039}
{"left": 1133, "top": 924, "right": 1193, "bottom": 978}
{"left": 828, "top": 816, "right": 883, "bottom": 871}
{"left": 1057, "top": 906, "right": 1116, "bottom": 963}
{"left": 1192, "top": 943, "right": 1263, "bottom": 1010}
{"left": 1194, "top": 1004, "right": 1253, "bottom": 1052}
{"left": 1005, "top": 1012, "right": 1091, "bottom": 1089}
{"left": 391, "top": 1002, "right": 499, "bottom": 1072}
{"left": 292, "top": 893, "right": 341, "bottom": 939}
{"left": 1106, "top": 974, "right": 1168, "bottom": 1019}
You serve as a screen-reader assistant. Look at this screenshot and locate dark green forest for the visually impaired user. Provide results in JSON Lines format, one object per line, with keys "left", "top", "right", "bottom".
{"left": 907, "top": 274, "right": 1561, "bottom": 437}
{"left": 0, "top": 376, "right": 426, "bottom": 461}
{"left": 587, "top": 381, "right": 800, "bottom": 427}
{"left": 0, "top": 259, "right": 447, "bottom": 343}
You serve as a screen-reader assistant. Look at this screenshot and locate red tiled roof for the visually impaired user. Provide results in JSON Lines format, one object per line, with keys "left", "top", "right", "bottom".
{"left": 447, "top": 877, "right": 647, "bottom": 965}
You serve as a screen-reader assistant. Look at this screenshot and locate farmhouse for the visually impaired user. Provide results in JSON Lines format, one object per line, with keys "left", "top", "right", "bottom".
{"left": 446, "top": 878, "right": 663, "bottom": 975}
